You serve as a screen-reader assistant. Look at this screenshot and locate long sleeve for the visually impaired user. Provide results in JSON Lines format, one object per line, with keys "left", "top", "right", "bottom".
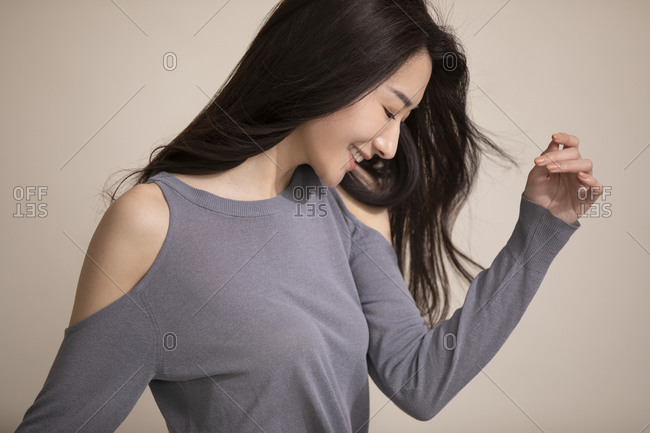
{"left": 349, "top": 193, "right": 580, "bottom": 421}
{"left": 14, "top": 288, "right": 159, "bottom": 432}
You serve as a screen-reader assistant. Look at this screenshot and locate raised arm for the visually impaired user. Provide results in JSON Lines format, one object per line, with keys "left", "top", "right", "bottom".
{"left": 348, "top": 193, "right": 580, "bottom": 421}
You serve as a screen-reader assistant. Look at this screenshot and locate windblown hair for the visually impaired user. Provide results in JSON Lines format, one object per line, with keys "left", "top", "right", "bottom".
{"left": 105, "top": 0, "right": 516, "bottom": 329}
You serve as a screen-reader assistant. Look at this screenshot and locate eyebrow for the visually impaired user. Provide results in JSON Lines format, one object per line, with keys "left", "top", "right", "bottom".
{"left": 389, "top": 86, "right": 419, "bottom": 110}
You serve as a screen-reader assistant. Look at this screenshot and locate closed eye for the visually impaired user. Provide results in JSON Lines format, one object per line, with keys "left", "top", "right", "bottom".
{"left": 385, "top": 107, "right": 409, "bottom": 124}
{"left": 384, "top": 108, "right": 399, "bottom": 122}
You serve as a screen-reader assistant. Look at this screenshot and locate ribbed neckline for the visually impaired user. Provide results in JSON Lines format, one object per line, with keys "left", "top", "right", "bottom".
{"left": 148, "top": 164, "right": 314, "bottom": 217}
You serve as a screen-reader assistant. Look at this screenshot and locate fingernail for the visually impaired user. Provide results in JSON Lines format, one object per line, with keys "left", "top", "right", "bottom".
{"left": 535, "top": 156, "right": 546, "bottom": 164}
{"left": 578, "top": 172, "right": 588, "bottom": 179}
{"left": 548, "top": 164, "right": 560, "bottom": 170}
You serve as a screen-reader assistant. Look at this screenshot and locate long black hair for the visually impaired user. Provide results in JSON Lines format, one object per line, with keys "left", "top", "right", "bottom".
{"left": 105, "top": 0, "right": 516, "bottom": 329}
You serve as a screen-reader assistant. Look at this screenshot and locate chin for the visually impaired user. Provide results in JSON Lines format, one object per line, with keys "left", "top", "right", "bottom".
{"left": 315, "top": 168, "right": 344, "bottom": 189}
{"left": 310, "top": 157, "right": 350, "bottom": 188}
{"left": 320, "top": 175, "right": 340, "bottom": 189}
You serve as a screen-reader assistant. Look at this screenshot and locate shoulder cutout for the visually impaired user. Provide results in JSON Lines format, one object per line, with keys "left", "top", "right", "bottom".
{"left": 67, "top": 182, "right": 169, "bottom": 328}
{"left": 335, "top": 185, "right": 392, "bottom": 246}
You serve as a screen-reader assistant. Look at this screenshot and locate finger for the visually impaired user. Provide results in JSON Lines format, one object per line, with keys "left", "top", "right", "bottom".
{"left": 552, "top": 132, "right": 580, "bottom": 149}
{"left": 577, "top": 172, "right": 604, "bottom": 201}
{"left": 535, "top": 147, "right": 580, "bottom": 166}
{"left": 546, "top": 158, "right": 593, "bottom": 174}
{"left": 536, "top": 139, "right": 561, "bottom": 168}
{"left": 543, "top": 138, "right": 560, "bottom": 155}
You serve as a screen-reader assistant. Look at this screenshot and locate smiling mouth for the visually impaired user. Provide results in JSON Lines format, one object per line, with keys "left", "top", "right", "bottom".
{"left": 349, "top": 144, "right": 369, "bottom": 163}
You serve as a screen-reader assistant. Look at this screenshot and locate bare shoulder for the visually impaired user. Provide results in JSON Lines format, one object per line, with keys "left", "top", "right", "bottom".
{"left": 335, "top": 185, "right": 392, "bottom": 246}
{"left": 67, "top": 181, "right": 169, "bottom": 328}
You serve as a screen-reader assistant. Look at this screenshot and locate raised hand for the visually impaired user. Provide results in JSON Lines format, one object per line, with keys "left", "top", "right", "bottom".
{"left": 523, "top": 132, "right": 603, "bottom": 225}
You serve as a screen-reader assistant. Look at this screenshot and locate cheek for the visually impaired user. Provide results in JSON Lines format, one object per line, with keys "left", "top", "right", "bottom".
{"left": 306, "top": 101, "right": 379, "bottom": 156}
{"left": 331, "top": 112, "right": 376, "bottom": 145}
{"left": 313, "top": 120, "right": 355, "bottom": 152}
{"left": 347, "top": 103, "right": 383, "bottom": 141}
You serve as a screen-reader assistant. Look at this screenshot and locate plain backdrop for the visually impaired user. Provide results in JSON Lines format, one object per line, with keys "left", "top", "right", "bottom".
{"left": 2, "top": 1, "right": 648, "bottom": 432}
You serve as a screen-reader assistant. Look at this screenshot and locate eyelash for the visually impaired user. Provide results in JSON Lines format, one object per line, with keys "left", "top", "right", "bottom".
{"left": 384, "top": 107, "right": 408, "bottom": 124}
{"left": 384, "top": 108, "right": 399, "bottom": 122}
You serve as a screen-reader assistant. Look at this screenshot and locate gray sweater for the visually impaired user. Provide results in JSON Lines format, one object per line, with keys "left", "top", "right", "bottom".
{"left": 14, "top": 163, "right": 580, "bottom": 432}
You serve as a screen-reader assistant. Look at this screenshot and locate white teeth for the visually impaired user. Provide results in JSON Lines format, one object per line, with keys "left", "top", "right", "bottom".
{"left": 349, "top": 145, "right": 364, "bottom": 163}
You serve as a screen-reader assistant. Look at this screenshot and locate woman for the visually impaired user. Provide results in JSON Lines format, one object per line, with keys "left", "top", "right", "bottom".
{"left": 14, "top": 0, "right": 601, "bottom": 432}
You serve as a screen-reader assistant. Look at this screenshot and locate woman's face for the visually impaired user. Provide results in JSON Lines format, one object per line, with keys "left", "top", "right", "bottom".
{"left": 296, "top": 52, "right": 432, "bottom": 188}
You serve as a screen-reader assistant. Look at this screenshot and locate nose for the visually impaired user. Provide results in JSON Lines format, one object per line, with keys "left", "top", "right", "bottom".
{"left": 372, "top": 121, "right": 399, "bottom": 160}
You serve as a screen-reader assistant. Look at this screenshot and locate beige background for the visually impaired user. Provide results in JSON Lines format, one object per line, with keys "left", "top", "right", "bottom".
{"left": 2, "top": 1, "right": 648, "bottom": 432}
